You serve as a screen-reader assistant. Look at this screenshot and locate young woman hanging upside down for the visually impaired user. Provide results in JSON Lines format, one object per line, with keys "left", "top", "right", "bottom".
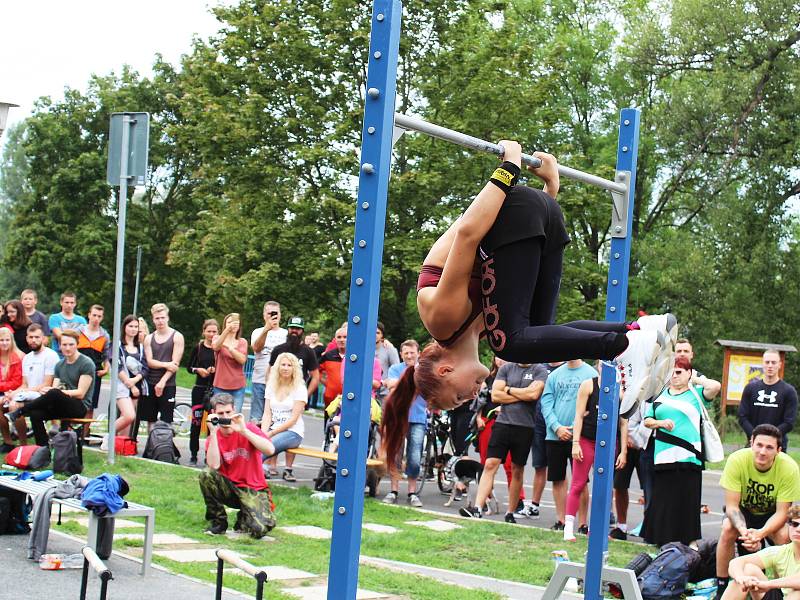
{"left": 381, "top": 140, "right": 675, "bottom": 464}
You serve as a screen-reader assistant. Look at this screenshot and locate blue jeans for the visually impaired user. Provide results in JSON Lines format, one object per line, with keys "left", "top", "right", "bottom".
{"left": 250, "top": 383, "right": 266, "bottom": 423}
{"left": 264, "top": 430, "right": 303, "bottom": 458}
{"left": 405, "top": 422, "right": 426, "bottom": 479}
{"left": 213, "top": 387, "right": 246, "bottom": 414}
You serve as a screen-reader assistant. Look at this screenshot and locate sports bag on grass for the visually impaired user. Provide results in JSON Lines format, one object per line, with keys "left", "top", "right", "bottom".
{"left": 638, "top": 542, "right": 700, "bottom": 600}
{"left": 52, "top": 430, "right": 83, "bottom": 474}
{"left": 142, "top": 421, "right": 180, "bottom": 463}
{"left": 114, "top": 436, "right": 137, "bottom": 456}
{"left": 0, "top": 487, "right": 32, "bottom": 534}
{"left": 6, "top": 445, "right": 50, "bottom": 470}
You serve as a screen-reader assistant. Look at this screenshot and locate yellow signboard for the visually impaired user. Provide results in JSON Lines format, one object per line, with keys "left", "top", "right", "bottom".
{"left": 726, "top": 353, "right": 764, "bottom": 402}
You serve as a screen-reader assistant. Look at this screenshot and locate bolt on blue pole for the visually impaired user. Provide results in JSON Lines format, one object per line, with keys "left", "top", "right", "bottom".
{"left": 583, "top": 108, "right": 641, "bottom": 600}
{"left": 326, "top": 2, "right": 402, "bottom": 599}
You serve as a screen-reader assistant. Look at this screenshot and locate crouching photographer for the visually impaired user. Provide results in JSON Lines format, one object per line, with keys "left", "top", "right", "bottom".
{"left": 199, "top": 394, "right": 277, "bottom": 538}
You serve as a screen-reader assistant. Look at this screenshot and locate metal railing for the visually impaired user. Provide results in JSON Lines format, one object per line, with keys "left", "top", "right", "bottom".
{"left": 215, "top": 549, "right": 268, "bottom": 600}
{"left": 79, "top": 546, "right": 113, "bottom": 600}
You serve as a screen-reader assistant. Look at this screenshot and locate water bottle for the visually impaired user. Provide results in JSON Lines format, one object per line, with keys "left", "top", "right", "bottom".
{"left": 39, "top": 553, "right": 84, "bottom": 570}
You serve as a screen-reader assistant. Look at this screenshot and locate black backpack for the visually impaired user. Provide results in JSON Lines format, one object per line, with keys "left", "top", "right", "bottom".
{"left": 52, "top": 430, "right": 83, "bottom": 475}
{"left": 142, "top": 421, "right": 180, "bottom": 464}
{"left": 0, "top": 488, "right": 32, "bottom": 534}
{"left": 638, "top": 542, "right": 701, "bottom": 600}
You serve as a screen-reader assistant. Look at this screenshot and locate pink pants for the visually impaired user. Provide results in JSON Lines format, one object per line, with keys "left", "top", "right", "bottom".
{"left": 566, "top": 436, "right": 595, "bottom": 517}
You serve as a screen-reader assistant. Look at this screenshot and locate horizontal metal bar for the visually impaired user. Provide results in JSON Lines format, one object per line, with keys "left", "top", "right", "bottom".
{"left": 216, "top": 549, "right": 267, "bottom": 579}
{"left": 81, "top": 546, "right": 111, "bottom": 577}
{"left": 393, "top": 113, "right": 626, "bottom": 194}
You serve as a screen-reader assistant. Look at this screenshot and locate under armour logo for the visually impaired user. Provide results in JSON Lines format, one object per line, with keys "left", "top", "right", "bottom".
{"left": 757, "top": 390, "right": 777, "bottom": 404}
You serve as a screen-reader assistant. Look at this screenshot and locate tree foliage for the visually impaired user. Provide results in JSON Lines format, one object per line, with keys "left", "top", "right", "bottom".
{"left": 1, "top": 0, "right": 798, "bottom": 379}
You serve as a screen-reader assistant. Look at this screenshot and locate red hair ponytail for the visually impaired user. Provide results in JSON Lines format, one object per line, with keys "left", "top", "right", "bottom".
{"left": 380, "top": 342, "right": 450, "bottom": 471}
{"left": 380, "top": 364, "right": 417, "bottom": 472}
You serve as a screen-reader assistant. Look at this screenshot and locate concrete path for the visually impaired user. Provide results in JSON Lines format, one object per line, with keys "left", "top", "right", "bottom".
{"left": 0, "top": 529, "right": 248, "bottom": 599}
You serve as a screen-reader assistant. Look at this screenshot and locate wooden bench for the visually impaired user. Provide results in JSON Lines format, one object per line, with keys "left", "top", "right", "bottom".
{"left": 0, "top": 475, "right": 155, "bottom": 576}
{"left": 287, "top": 446, "right": 383, "bottom": 467}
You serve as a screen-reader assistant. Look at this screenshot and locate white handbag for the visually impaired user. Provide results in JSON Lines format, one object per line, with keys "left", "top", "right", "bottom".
{"left": 687, "top": 386, "right": 725, "bottom": 463}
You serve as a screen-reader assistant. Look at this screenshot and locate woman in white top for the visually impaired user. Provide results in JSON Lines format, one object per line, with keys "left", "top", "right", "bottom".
{"left": 261, "top": 352, "right": 307, "bottom": 481}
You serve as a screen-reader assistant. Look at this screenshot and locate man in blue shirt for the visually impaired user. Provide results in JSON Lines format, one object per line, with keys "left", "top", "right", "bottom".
{"left": 540, "top": 359, "right": 598, "bottom": 531}
{"left": 48, "top": 291, "right": 87, "bottom": 356}
{"left": 383, "top": 339, "right": 427, "bottom": 508}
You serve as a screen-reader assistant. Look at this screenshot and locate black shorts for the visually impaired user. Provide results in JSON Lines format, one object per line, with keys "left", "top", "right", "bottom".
{"left": 486, "top": 422, "right": 534, "bottom": 466}
{"left": 530, "top": 410, "right": 547, "bottom": 468}
{"left": 140, "top": 386, "right": 177, "bottom": 423}
{"left": 613, "top": 447, "right": 642, "bottom": 490}
{"left": 545, "top": 440, "right": 573, "bottom": 482}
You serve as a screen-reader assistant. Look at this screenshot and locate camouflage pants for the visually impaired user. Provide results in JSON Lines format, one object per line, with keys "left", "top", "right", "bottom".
{"left": 199, "top": 469, "right": 276, "bottom": 538}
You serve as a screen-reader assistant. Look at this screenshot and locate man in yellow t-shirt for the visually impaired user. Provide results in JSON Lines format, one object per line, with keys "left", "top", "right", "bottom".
{"left": 716, "top": 424, "right": 800, "bottom": 598}
{"left": 722, "top": 504, "right": 800, "bottom": 599}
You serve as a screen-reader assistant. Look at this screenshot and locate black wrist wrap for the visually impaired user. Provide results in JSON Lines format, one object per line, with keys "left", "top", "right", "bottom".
{"left": 488, "top": 161, "right": 521, "bottom": 193}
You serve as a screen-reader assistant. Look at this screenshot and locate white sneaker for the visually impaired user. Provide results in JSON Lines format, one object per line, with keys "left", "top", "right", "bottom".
{"left": 637, "top": 313, "right": 677, "bottom": 398}
{"left": 616, "top": 329, "right": 661, "bottom": 418}
{"left": 99, "top": 433, "right": 109, "bottom": 451}
{"left": 408, "top": 494, "right": 423, "bottom": 508}
{"left": 382, "top": 491, "right": 398, "bottom": 504}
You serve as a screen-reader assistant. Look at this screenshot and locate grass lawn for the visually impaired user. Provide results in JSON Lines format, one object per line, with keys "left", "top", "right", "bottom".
{"left": 72, "top": 451, "right": 650, "bottom": 599}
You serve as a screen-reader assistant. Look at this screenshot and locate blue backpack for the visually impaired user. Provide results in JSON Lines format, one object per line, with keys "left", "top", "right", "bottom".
{"left": 638, "top": 543, "right": 700, "bottom": 600}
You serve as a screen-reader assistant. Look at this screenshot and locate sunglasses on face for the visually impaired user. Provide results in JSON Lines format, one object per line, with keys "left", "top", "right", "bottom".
{"left": 787, "top": 520, "right": 800, "bottom": 528}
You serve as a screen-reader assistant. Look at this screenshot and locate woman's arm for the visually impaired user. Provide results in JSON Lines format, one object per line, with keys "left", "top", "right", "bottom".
{"left": 571, "top": 379, "right": 592, "bottom": 460}
{"left": 226, "top": 338, "right": 247, "bottom": 366}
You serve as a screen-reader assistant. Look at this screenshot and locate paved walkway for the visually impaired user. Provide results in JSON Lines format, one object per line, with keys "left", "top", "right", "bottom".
{"left": 1, "top": 529, "right": 248, "bottom": 599}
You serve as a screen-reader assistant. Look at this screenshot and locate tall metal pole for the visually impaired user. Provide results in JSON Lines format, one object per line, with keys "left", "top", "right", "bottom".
{"left": 107, "top": 115, "right": 133, "bottom": 464}
{"left": 583, "top": 108, "right": 641, "bottom": 599}
{"left": 326, "top": 2, "right": 401, "bottom": 599}
{"left": 132, "top": 245, "right": 143, "bottom": 316}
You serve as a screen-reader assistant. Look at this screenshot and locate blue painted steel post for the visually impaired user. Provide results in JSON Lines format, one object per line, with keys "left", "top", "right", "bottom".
{"left": 583, "top": 108, "right": 641, "bottom": 600}
{"left": 326, "top": 2, "right": 402, "bottom": 599}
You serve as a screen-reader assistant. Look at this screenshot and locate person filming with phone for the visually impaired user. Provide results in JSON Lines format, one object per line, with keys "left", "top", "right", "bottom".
{"left": 199, "top": 393, "right": 277, "bottom": 538}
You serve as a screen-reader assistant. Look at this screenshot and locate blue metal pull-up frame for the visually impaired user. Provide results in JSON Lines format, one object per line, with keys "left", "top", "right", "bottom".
{"left": 327, "top": 2, "right": 641, "bottom": 599}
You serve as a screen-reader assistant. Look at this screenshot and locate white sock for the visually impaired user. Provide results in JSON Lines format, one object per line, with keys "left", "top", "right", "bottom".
{"left": 617, "top": 523, "right": 627, "bottom": 533}
{"left": 564, "top": 515, "right": 575, "bottom": 538}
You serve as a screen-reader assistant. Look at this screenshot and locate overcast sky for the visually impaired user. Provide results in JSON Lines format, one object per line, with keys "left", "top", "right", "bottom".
{"left": 0, "top": 0, "right": 227, "bottom": 150}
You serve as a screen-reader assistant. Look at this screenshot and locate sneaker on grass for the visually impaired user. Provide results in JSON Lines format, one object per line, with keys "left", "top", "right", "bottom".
{"left": 551, "top": 520, "right": 565, "bottom": 531}
{"left": 523, "top": 503, "right": 540, "bottom": 518}
{"left": 617, "top": 329, "right": 661, "bottom": 418}
{"left": 459, "top": 506, "right": 482, "bottom": 518}
{"left": 204, "top": 522, "right": 227, "bottom": 535}
{"left": 608, "top": 527, "right": 627, "bottom": 541}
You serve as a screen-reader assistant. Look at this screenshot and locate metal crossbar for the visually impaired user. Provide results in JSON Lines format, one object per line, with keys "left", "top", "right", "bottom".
{"left": 79, "top": 546, "right": 113, "bottom": 600}
{"left": 215, "top": 549, "right": 267, "bottom": 600}
{"left": 393, "top": 113, "right": 627, "bottom": 194}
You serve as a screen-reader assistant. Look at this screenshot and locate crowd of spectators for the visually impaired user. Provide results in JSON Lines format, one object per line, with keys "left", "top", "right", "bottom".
{"left": 3, "top": 289, "right": 800, "bottom": 595}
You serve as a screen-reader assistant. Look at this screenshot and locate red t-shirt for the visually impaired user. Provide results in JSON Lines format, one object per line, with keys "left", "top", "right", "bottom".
{"left": 206, "top": 423, "right": 268, "bottom": 490}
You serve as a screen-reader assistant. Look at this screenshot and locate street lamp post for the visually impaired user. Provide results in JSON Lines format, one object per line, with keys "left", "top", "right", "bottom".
{"left": 0, "top": 102, "right": 19, "bottom": 138}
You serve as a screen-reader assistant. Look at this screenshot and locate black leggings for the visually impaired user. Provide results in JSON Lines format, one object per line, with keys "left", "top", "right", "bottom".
{"left": 22, "top": 389, "right": 87, "bottom": 446}
{"left": 482, "top": 233, "right": 628, "bottom": 364}
{"left": 190, "top": 385, "right": 211, "bottom": 458}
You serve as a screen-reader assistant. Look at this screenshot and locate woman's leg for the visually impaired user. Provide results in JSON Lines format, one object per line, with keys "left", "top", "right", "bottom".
{"left": 483, "top": 238, "right": 628, "bottom": 363}
{"left": 190, "top": 385, "right": 207, "bottom": 459}
{"left": 564, "top": 437, "right": 595, "bottom": 539}
{"left": 264, "top": 431, "right": 302, "bottom": 459}
{"left": 114, "top": 396, "right": 135, "bottom": 436}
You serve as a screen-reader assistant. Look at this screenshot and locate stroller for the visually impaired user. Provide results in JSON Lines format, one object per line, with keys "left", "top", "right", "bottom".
{"left": 315, "top": 396, "right": 382, "bottom": 496}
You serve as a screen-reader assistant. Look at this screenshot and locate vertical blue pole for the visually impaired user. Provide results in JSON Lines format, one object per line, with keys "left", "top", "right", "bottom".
{"left": 327, "top": 3, "right": 401, "bottom": 600}
{"left": 583, "top": 108, "right": 641, "bottom": 600}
